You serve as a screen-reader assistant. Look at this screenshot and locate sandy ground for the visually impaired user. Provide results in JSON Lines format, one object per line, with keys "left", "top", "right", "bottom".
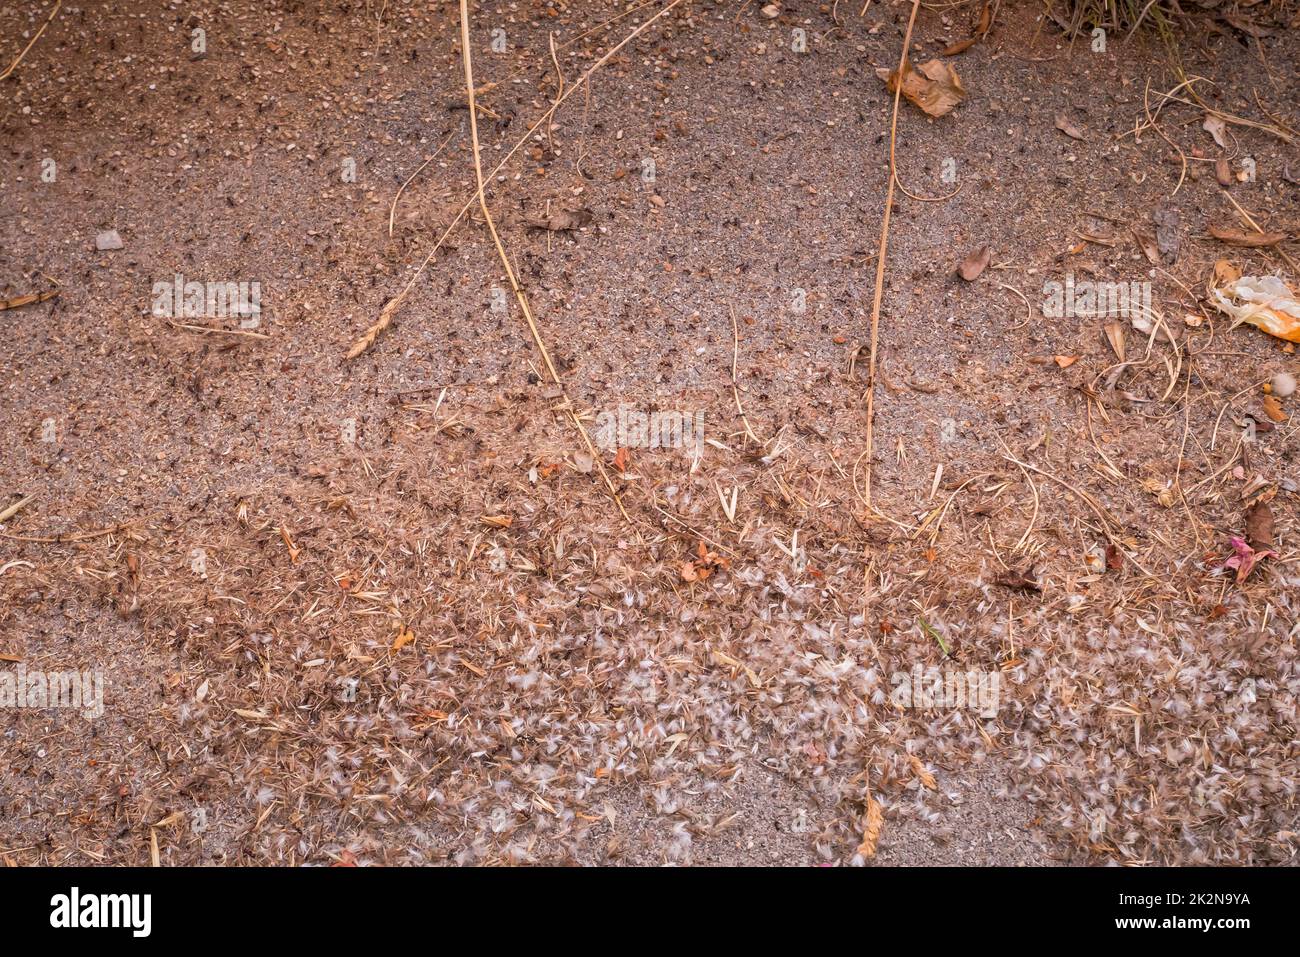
{"left": 1, "top": 0, "right": 1297, "bottom": 865}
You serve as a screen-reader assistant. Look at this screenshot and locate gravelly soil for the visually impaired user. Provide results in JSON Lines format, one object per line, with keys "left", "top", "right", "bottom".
{"left": 1, "top": 0, "right": 1297, "bottom": 866}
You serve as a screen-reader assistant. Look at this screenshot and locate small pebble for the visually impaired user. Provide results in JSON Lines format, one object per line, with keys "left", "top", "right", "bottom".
{"left": 95, "top": 229, "right": 123, "bottom": 251}
{"left": 1271, "top": 372, "right": 1296, "bottom": 398}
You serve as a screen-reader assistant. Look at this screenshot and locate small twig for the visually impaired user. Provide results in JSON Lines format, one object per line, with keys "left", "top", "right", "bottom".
{"left": 546, "top": 31, "right": 565, "bottom": 157}
{"left": 388, "top": 128, "right": 458, "bottom": 238}
{"left": 0, "top": 287, "right": 59, "bottom": 312}
{"left": 168, "top": 320, "right": 269, "bottom": 339}
{"left": 728, "top": 307, "right": 763, "bottom": 445}
{"left": 350, "top": 0, "right": 686, "bottom": 360}
{"left": 1, "top": 523, "right": 129, "bottom": 544}
{"left": 892, "top": 168, "right": 963, "bottom": 203}
{"left": 1142, "top": 78, "right": 1187, "bottom": 197}
{"left": 861, "top": 0, "right": 922, "bottom": 508}
{"left": 996, "top": 282, "right": 1033, "bottom": 330}
{"left": 651, "top": 503, "right": 739, "bottom": 559}
{"left": 0, "top": 495, "right": 34, "bottom": 524}
{"left": 0, "top": 0, "right": 62, "bottom": 82}
{"left": 459, "top": 0, "right": 629, "bottom": 524}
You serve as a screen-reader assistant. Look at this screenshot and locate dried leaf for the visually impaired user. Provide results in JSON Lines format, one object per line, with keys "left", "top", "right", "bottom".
{"left": 279, "top": 525, "right": 302, "bottom": 563}
{"left": 1213, "top": 260, "right": 1242, "bottom": 286}
{"left": 1262, "top": 394, "right": 1287, "bottom": 422}
{"left": 1053, "top": 355, "right": 1080, "bottom": 368}
{"left": 1141, "top": 477, "right": 1175, "bottom": 508}
{"left": 1245, "top": 501, "right": 1274, "bottom": 551}
{"left": 941, "top": 1, "right": 991, "bottom": 55}
{"left": 613, "top": 447, "right": 630, "bottom": 472}
{"left": 480, "top": 514, "right": 513, "bottom": 528}
{"left": 1203, "top": 114, "right": 1228, "bottom": 149}
{"left": 1223, "top": 535, "right": 1275, "bottom": 583}
{"left": 941, "top": 36, "right": 979, "bottom": 56}
{"left": 1215, "top": 158, "right": 1233, "bottom": 187}
{"left": 877, "top": 59, "right": 966, "bottom": 117}
{"left": 1222, "top": 15, "right": 1272, "bottom": 38}
{"left": 1054, "top": 115, "right": 1085, "bottom": 141}
{"left": 994, "top": 567, "right": 1041, "bottom": 591}
{"left": 524, "top": 207, "right": 594, "bottom": 232}
{"left": 1103, "top": 321, "right": 1126, "bottom": 361}
{"left": 1132, "top": 229, "right": 1161, "bottom": 264}
{"left": 958, "top": 245, "right": 991, "bottom": 281}
{"left": 392, "top": 625, "right": 416, "bottom": 652}
{"left": 1208, "top": 226, "right": 1288, "bottom": 248}
{"left": 1078, "top": 231, "right": 1118, "bottom": 247}
{"left": 680, "top": 541, "right": 729, "bottom": 582}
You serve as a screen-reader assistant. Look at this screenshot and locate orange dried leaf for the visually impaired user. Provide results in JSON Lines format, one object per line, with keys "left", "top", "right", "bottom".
{"left": 877, "top": 59, "right": 966, "bottom": 117}
{"left": 1262, "top": 394, "right": 1287, "bottom": 422}
{"left": 1213, "top": 259, "right": 1242, "bottom": 285}
{"left": 392, "top": 626, "right": 415, "bottom": 652}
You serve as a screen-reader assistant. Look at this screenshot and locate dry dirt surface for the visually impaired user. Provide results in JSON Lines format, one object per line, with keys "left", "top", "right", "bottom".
{"left": 1, "top": 0, "right": 1298, "bottom": 866}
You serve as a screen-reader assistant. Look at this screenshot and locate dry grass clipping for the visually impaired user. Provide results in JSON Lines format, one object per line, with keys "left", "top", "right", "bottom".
{"left": 456, "top": 0, "right": 629, "bottom": 523}
{"left": 860, "top": 0, "right": 922, "bottom": 507}
{"left": 347, "top": 0, "right": 686, "bottom": 360}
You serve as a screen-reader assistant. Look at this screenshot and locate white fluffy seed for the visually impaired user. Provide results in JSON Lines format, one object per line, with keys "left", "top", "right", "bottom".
{"left": 1271, "top": 372, "right": 1296, "bottom": 398}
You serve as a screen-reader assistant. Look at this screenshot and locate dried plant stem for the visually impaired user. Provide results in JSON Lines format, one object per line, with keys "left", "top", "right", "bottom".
{"left": 1142, "top": 79, "right": 1187, "bottom": 196}
{"left": 892, "top": 168, "right": 962, "bottom": 203}
{"left": 350, "top": 0, "right": 685, "bottom": 359}
{"left": 1, "top": 523, "right": 128, "bottom": 544}
{"left": 861, "top": 0, "right": 921, "bottom": 507}
{"left": 0, "top": 287, "right": 59, "bottom": 311}
{"left": 458, "top": 0, "right": 628, "bottom": 524}
{"left": 728, "top": 307, "right": 763, "bottom": 445}
{"left": 0, "top": 0, "right": 61, "bottom": 82}
{"left": 0, "top": 495, "right": 34, "bottom": 524}
{"left": 388, "top": 128, "right": 458, "bottom": 238}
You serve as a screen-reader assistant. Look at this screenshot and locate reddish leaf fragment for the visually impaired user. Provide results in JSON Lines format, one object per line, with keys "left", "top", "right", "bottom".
{"left": 1223, "top": 535, "right": 1275, "bottom": 583}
